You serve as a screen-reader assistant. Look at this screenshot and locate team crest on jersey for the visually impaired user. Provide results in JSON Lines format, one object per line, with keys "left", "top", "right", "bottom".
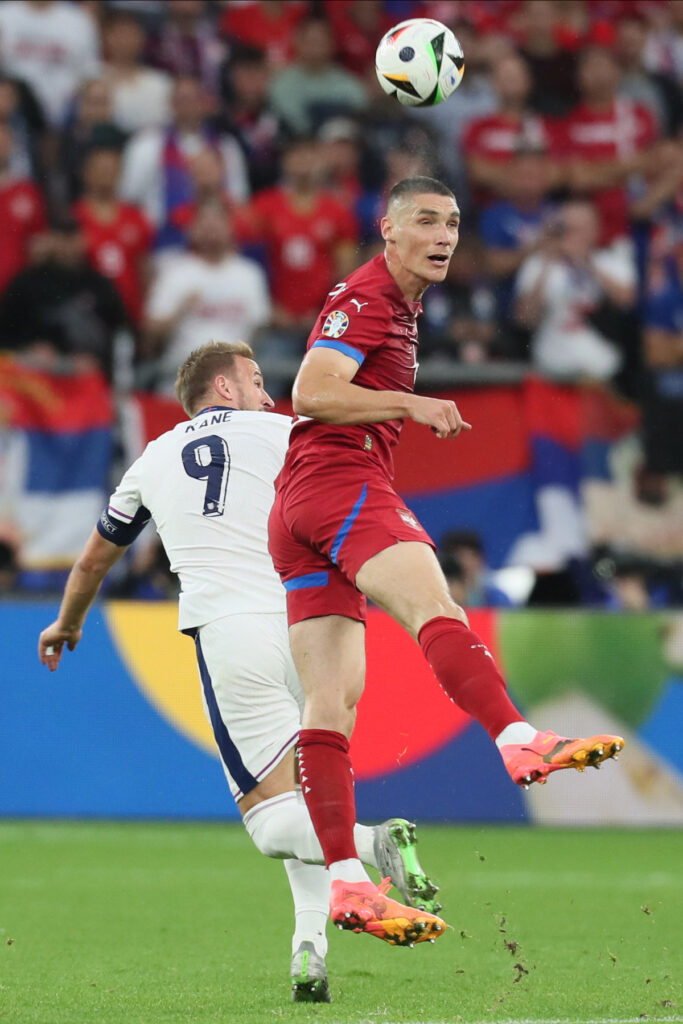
{"left": 322, "top": 310, "right": 349, "bottom": 338}
{"left": 396, "top": 508, "right": 421, "bottom": 530}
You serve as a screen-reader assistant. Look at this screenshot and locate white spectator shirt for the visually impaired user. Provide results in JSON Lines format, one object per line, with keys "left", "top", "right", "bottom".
{"left": 120, "top": 128, "right": 249, "bottom": 226}
{"left": 106, "top": 67, "right": 173, "bottom": 134}
{"left": 0, "top": 1, "right": 100, "bottom": 126}
{"left": 515, "top": 242, "right": 637, "bottom": 379}
{"left": 106, "top": 409, "right": 293, "bottom": 630}
{"left": 146, "top": 252, "right": 271, "bottom": 390}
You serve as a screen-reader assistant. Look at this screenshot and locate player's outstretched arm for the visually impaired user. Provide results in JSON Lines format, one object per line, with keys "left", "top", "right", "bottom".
{"left": 293, "top": 347, "right": 471, "bottom": 439}
{"left": 38, "top": 528, "right": 127, "bottom": 672}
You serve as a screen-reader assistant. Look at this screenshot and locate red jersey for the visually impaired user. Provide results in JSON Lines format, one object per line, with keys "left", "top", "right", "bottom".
{"left": 283, "top": 253, "right": 422, "bottom": 481}
{"left": 246, "top": 187, "right": 358, "bottom": 317}
{"left": 555, "top": 98, "right": 657, "bottom": 242}
{"left": 72, "top": 200, "right": 153, "bottom": 323}
{"left": 0, "top": 179, "right": 46, "bottom": 294}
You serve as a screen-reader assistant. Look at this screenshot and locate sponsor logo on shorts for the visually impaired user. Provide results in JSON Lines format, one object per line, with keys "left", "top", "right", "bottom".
{"left": 396, "top": 508, "right": 420, "bottom": 530}
{"left": 322, "top": 310, "right": 349, "bottom": 338}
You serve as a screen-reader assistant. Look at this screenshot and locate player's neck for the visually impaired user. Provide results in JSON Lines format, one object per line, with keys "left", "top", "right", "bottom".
{"left": 384, "top": 249, "right": 428, "bottom": 303}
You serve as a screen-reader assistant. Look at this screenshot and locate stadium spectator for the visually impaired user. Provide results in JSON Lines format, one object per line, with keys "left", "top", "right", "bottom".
{"left": 641, "top": 259, "right": 683, "bottom": 480}
{"left": 144, "top": 200, "right": 270, "bottom": 393}
{"left": 515, "top": 200, "right": 637, "bottom": 380}
{"left": 120, "top": 75, "right": 249, "bottom": 248}
{"left": 644, "top": 0, "right": 683, "bottom": 82}
{"left": 463, "top": 52, "right": 556, "bottom": 211}
{"left": 239, "top": 136, "right": 358, "bottom": 335}
{"left": 145, "top": 0, "right": 224, "bottom": 98}
{"left": 323, "top": 1, "right": 393, "bottom": 78}
{"left": 219, "top": 46, "right": 282, "bottom": 192}
{"left": 0, "top": 0, "right": 100, "bottom": 127}
{"left": 0, "top": 217, "right": 127, "bottom": 376}
{"left": 268, "top": 17, "right": 368, "bottom": 136}
{"left": 616, "top": 10, "right": 683, "bottom": 137}
{"left": 630, "top": 138, "right": 683, "bottom": 295}
{"left": 220, "top": 0, "right": 308, "bottom": 70}
{"left": 419, "top": 235, "right": 499, "bottom": 362}
{"left": 516, "top": 0, "right": 580, "bottom": 116}
{"left": 317, "top": 117, "right": 364, "bottom": 212}
{"left": 479, "top": 145, "right": 556, "bottom": 337}
{"left": 0, "top": 75, "right": 46, "bottom": 183}
{"left": 56, "top": 78, "right": 126, "bottom": 209}
{"left": 602, "top": 558, "right": 670, "bottom": 611}
{"left": 102, "top": 9, "right": 172, "bottom": 134}
{"left": 72, "top": 145, "right": 152, "bottom": 325}
{"left": 439, "top": 530, "right": 512, "bottom": 607}
{"left": 0, "top": 123, "right": 47, "bottom": 295}
{"left": 170, "top": 147, "right": 236, "bottom": 239}
{"left": 557, "top": 45, "right": 658, "bottom": 244}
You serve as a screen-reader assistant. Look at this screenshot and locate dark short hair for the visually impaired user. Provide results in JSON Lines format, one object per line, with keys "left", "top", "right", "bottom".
{"left": 230, "top": 45, "right": 266, "bottom": 67}
{"left": 387, "top": 177, "right": 455, "bottom": 210}
{"left": 441, "top": 529, "right": 484, "bottom": 555}
{"left": 175, "top": 340, "right": 255, "bottom": 415}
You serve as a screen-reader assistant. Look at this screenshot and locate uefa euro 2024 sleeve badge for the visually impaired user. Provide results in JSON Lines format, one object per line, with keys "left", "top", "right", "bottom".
{"left": 322, "top": 310, "right": 350, "bottom": 338}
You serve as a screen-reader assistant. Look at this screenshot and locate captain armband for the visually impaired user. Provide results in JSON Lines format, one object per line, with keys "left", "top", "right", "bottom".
{"left": 96, "top": 505, "right": 151, "bottom": 546}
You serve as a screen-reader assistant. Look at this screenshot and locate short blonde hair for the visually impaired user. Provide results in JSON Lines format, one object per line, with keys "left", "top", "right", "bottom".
{"left": 175, "top": 340, "right": 255, "bottom": 415}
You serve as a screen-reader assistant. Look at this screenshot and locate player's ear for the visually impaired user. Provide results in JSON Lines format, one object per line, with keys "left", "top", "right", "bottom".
{"left": 380, "top": 215, "right": 394, "bottom": 243}
{"left": 215, "top": 373, "right": 235, "bottom": 402}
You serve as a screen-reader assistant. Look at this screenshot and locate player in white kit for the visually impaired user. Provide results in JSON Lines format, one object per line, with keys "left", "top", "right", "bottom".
{"left": 38, "top": 341, "right": 440, "bottom": 1003}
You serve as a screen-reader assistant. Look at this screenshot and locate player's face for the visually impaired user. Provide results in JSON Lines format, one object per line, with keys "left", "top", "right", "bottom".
{"left": 382, "top": 194, "right": 460, "bottom": 286}
{"left": 228, "top": 357, "right": 274, "bottom": 412}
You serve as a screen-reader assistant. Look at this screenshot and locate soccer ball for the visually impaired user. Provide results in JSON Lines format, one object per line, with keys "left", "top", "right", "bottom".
{"left": 375, "top": 18, "right": 465, "bottom": 107}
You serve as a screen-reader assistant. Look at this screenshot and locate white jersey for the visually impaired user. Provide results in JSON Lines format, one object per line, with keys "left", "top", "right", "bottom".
{"left": 104, "top": 408, "right": 293, "bottom": 630}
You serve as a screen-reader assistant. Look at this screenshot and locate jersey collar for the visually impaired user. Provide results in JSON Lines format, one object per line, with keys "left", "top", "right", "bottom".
{"left": 194, "top": 405, "right": 237, "bottom": 416}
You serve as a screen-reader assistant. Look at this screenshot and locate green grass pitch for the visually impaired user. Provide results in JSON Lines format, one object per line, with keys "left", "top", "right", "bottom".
{"left": 1, "top": 822, "right": 681, "bottom": 1024}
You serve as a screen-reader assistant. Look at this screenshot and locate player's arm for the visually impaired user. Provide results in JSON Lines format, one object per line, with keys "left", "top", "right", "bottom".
{"left": 292, "top": 346, "right": 471, "bottom": 439}
{"left": 38, "top": 529, "right": 127, "bottom": 672}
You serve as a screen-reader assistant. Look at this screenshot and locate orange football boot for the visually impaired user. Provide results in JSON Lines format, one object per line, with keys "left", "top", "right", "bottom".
{"left": 329, "top": 877, "right": 447, "bottom": 946}
{"left": 500, "top": 729, "right": 625, "bottom": 788}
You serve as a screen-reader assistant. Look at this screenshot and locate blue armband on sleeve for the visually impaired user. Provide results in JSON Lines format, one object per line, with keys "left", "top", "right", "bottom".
{"left": 96, "top": 505, "right": 151, "bottom": 546}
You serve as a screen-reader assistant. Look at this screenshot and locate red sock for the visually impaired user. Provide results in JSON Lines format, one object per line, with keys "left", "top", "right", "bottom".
{"left": 418, "top": 616, "right": 524, "bottom": 740}
{"left": 297, "top": 728, "right": 358, "bottom": 867}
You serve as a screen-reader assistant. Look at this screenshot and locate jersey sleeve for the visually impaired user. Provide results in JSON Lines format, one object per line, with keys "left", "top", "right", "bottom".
{"left": 308, "top": 286, "right": 391, "bottom": 367}
{"left": 96, "top": 455, "right": 151, "bottom": 547}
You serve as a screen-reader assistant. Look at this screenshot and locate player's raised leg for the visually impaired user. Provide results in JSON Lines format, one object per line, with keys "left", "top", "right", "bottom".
{"left": 355, "top": 540, "right": 624, "bottom": 788}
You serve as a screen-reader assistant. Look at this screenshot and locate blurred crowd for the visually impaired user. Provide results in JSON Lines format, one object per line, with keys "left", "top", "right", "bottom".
{"left": 0, "top": 0, "right": 682, "bottom": 606}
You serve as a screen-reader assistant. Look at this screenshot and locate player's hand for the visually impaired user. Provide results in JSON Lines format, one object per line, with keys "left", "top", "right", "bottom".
{"left": 38, "top": 623, "right": 82, "bottom": 672}
{"left": 407, "top": 394, "right": 472, "bottom": 439}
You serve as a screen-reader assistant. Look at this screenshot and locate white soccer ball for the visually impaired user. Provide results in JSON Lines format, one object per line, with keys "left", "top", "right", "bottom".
{"left": 375, "top": 18, "right": 465, "bottom": 107}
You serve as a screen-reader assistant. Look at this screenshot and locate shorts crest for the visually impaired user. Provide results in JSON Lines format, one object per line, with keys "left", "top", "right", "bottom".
{"left": 322, "top": 310, "right": 350, "bottom": 339}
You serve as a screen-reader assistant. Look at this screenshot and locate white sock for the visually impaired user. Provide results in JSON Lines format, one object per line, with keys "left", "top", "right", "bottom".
{"left": 283, "top": 859, "right": 329, "bottom": 959}
{"left": 328, "top": 858, "right": 371, "bottom": 884}
{"left": 495, "top": 721, "right": 538, "bottom": 748}
{"left": 243, "top": 790, "right": 380, "bottom": 869}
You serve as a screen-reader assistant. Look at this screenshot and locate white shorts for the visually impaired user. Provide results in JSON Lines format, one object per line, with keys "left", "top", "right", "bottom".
{"left": 191, "top": 612, "right": 304, "bottom": 801}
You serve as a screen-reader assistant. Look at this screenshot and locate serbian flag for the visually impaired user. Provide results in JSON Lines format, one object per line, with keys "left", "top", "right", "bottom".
{"left": 0, "top": 356, "right": 113, "bottom": 570}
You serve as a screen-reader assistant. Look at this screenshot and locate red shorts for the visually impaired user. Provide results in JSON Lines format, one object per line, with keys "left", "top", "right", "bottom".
{"left": 268, "top": 454, "right": 434, "bottom": 625}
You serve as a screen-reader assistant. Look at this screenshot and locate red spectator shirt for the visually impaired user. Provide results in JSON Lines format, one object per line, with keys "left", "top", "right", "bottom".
{"left": 245, "top": 187, "right": 358, "bottom": 318}
{"left": 72, "top": 201, "right": 153, "bottom": 323}
{"left": 220, "top": 1, "right": 307, "bottom": 69}
{"left": 463, "top": 112, "right": 554, "bottom": 206}
{"left": 555, "top": 98, "right": 657, "bottom": 242}
{"left": 282, "top": 252, "right": 422, "bottom": 482}
{"left": 0, "top": 179, "right": 46, "bottom": 294}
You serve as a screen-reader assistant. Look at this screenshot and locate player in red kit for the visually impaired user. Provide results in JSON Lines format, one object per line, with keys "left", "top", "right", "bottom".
{"left": 268, "top": 177, "right": 625, "bottom": 947}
